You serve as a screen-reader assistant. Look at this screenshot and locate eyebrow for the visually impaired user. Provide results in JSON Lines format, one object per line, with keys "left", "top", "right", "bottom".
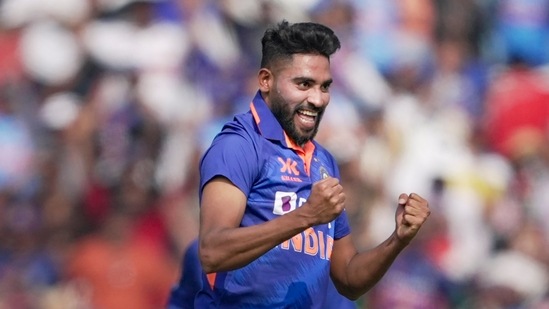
{"left": 292, "top": 76, "right": 333, "bottom": 86}
{"left": 322, "top": 79, "right": 334, "bottom": 87}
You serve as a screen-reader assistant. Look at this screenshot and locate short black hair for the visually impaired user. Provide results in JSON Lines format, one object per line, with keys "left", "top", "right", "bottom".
{"left": 260, "top": 20, "right": 341, "bottom": 69}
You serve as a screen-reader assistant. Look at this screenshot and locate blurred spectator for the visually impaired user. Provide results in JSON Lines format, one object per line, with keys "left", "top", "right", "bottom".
{"left": 473, "top": 249, "right": 549, "bottom": 308}
{"left": 483, "top": 63, "right": 549, "bottom": 160}
{"left": 65, "top": 200, "right": 177, "bottom": 309}
{"left": 489, "top": 0, "right": 549, "bottom": 67}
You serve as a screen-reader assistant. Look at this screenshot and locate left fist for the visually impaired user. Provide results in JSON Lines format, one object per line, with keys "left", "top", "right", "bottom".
{"left": 395, "top": 193, "right": 430, "bottom": 244}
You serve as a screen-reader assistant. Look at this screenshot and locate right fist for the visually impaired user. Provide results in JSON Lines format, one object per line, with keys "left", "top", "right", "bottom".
{"left": 303, "top": 177, "right": 346, "bottom": 225}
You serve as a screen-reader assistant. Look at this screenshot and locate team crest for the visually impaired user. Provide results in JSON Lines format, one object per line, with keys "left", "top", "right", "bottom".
{"left": 320, "top": 166, "right": 329, "bottom": 179}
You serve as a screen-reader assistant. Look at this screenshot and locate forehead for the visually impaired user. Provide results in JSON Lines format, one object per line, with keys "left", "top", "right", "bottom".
{"left": 275, "top": 54, "right": 332, "bottom": 81}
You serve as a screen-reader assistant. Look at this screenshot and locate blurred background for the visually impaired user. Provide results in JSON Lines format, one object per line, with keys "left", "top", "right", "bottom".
{"left": 0, "top": 0, "right": 549, "bottom": 308}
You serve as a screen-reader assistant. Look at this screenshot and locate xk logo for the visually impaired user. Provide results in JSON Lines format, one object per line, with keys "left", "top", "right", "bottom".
{"left": 278, "top": 157, "right": 300, "bottom": 176}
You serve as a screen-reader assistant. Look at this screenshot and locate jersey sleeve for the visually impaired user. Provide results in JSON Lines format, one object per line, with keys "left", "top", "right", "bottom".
{"left": 334, "top": 210, "right": 351, "bottom": 240}
{"left": 199, "top": 131, "right": 259, "bottom": 199}
{"left": 329, "top": 154, "right": 351, "bottom": 240}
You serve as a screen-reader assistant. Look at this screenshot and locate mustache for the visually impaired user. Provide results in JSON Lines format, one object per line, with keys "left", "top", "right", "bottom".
{"left": 295, "top": 103, "right": 323, "bottom": 114}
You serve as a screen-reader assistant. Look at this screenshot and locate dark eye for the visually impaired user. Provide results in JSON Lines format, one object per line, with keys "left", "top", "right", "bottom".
{"left": 298, "top": 81, "right": 311, "bottom": 88}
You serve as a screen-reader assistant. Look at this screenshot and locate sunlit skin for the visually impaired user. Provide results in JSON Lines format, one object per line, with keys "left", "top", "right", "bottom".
{"left": 259, "top": 54, "right": 333, "bottom": 146}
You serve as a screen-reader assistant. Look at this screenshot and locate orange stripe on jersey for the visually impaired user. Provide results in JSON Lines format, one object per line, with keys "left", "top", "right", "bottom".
{"left": 284, "top": 132, "right": 315, "bottom": 176}
{"left": 207, "top": 273, "right": 217, "bottom": 290}
{"left": 302, "top": 142, "right": 315, "bottom": 176}
{"left": 250, "top": 102, "right": 262, "bottom": 134}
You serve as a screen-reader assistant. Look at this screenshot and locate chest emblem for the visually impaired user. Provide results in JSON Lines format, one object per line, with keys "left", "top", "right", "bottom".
{"left": 277, "top": 157, "right": 302, "bottom": 182}
{"left": 320, "top": 166, "right": 330, "bottom": 179}
{"left": 278, "top": 157, "right": 300, "bottom": 176}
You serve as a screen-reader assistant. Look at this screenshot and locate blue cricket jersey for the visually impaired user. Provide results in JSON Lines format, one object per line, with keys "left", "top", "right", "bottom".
{"left": 165, "top": 239, "right": 355, "bottom": 309}
{"left": 195, "top": 91, "right": 352, "bottom": 308}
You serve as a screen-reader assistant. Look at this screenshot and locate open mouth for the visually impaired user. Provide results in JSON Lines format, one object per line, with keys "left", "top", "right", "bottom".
{"left": 295, "top": 109, "right": 318, "bottom": 130}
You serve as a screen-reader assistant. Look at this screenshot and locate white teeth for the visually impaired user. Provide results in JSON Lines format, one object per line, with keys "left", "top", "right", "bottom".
{"left": 299, "top": 110, "right": 317, "bottom": 117}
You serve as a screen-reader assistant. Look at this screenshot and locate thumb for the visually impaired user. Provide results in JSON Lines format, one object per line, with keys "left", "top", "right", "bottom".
{"left": 398, "top": 193, "right": 409, "bottom": 206}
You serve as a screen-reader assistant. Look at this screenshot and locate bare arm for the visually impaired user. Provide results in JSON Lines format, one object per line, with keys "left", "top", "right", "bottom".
{"left": 199, "top": 176, "right": 346, "bottom": 273}
{"left": 330, "top": 193, "right": 430, "bottom": 300}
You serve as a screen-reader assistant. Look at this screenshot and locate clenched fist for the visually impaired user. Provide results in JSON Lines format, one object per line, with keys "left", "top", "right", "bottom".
{"left": 395, "top": 193, "right": 430, "bottom": 244}
{"left": 300, "top": 177, "right": 346, "bottom": 225}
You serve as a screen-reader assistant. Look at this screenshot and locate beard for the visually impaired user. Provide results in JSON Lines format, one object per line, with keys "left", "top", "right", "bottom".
{"left": 270, "top": 91, "right": 324, "bottom": 146}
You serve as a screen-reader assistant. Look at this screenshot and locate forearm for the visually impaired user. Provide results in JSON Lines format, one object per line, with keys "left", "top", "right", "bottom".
{"left": 339, "top": 232, "right": 407, "bottom": 299}
{"left": 199, "top": 210, "right": 311, "bottom": 273}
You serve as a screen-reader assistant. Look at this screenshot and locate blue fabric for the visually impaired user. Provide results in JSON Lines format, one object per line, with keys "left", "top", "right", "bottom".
{"left": 166, "top": 240, "right": 202, "bottom": 309}
{"left": 195, "top": 91, "right": 352, "bottom": 308}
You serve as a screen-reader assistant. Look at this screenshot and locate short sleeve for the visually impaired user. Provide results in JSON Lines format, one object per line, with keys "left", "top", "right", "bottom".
{"left": 199, "top": 132, "right": 259, "bottom": 199}
{"left": 328, "top": 154, "right": 351, "bottom": 239}
{"left": 334, "top": 210, "right": 351, "bottom": 240}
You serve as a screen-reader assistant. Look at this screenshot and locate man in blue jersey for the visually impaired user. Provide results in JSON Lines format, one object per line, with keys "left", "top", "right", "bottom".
{"left": 196, "top": 20, "right": 430, "bottom": 308}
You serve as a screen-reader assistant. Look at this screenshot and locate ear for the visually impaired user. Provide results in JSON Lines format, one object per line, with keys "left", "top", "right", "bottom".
{"left": 258, "top": 68, "right": 273, "bottom": 93}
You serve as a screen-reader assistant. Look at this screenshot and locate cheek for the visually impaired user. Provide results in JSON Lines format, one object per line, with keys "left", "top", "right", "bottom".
{"left": 276, "top": 86, "right": 305, "bottom": 106}
{"left": 322, "top": 92, "right": 330, "bottom": 104}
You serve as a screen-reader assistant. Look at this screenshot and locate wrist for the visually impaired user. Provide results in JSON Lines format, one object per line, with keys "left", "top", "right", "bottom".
{"left": 291, "top": 204, "right": 316, "bottom": 229}
{"left": 389, "top": 231, "right": 410, "bottom": 251}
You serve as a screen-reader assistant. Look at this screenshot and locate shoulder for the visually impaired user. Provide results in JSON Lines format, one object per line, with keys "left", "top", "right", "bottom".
{"left": 313, "top": 141, "right": 338, "bottom": 165}
{"left": 221, "top": 112, "right": 257, "bottom": 135}
{"left": 207, "top": 113, "right": 261, "bottom": 152}
{"left": 208, "top": 113, "right": 259, "bottom": 146}
{"left": 199, "top": 112, "right": 263, "bottom": 196}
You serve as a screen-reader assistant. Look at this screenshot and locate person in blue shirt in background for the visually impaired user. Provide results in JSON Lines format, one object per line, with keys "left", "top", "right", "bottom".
{"left": 167, "top": 239, "right": 201, "bottom": 309}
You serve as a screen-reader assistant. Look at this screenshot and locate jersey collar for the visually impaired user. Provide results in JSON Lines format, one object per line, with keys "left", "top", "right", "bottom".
{"left": 250, "top": 90, "right": 287, "bottom": 143}
{"left": 250, "top": 90, "right": 316, "bottom": 175}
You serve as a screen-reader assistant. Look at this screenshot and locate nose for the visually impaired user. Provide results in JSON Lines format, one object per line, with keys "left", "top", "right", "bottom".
{"left": 307, "top": 87, "right": 327, "bottom": 108}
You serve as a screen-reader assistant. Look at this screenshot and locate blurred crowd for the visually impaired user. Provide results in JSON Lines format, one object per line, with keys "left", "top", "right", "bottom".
{"left": 0, "top": 0, "right": 549, "bottom": 308}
